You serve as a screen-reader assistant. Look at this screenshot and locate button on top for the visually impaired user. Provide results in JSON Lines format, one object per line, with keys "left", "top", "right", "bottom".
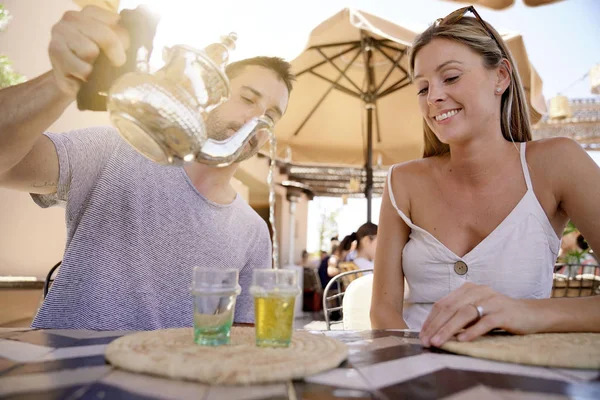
{"left": 454, "top": 261, "right": 468, "bottom": 275}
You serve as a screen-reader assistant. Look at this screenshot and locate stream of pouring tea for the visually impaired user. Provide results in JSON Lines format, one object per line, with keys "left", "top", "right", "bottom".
{"left": 267, "top": 132, "right": 279, "bottom": 270}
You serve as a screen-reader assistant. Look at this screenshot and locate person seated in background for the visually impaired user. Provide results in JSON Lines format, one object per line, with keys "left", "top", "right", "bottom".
{"left": 320, "top": 250, "right": 328, "bottom": 262}
{"left": 371, "top": 6, "right": 600, "bottom": 346}
{"left": 318, "top": 234, "right": 353, "bottom": 290}
{"left": 345, "top": 238, "right": 358, "bottom": 261}
{"left": 350, "top": 222, "right": 378, "bottom": 271}
{"left": 557, "top": 224, "right": 598, "bottom": 275}
{"left": 299, "top": 249, "right": 312, "bottom": 268}
{"left": 330, "top": 236, "right": 340, "bottom": 253}
{"left": 326, "top": 223, "right": 378, "bottom": 290}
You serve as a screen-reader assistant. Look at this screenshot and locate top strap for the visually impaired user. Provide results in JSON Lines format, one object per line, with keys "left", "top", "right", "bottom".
{"left": 387, "top": 165, "right": 416, "bottom": 228}
{"left": 519, "top": 142, "right": 533, "bottom": 191}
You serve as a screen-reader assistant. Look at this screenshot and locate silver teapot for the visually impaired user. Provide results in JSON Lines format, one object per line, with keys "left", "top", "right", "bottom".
{"left": 106, "top": 33, "right": 274, "bottom": 166}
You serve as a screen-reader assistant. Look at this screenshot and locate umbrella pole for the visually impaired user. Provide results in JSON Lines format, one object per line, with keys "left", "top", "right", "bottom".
{"left": 366, "top": 106, "right": 373, "bottom": 223}
{"left": 362, "top": 32, "right": 375, "bottom": 223}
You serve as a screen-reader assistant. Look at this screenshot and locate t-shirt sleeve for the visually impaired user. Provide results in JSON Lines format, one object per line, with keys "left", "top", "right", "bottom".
{"left": 234, "top": 221, "right": 272, "bottom": 323}
{"left": 30, "top": 126, "right": 122, "bottom": 215}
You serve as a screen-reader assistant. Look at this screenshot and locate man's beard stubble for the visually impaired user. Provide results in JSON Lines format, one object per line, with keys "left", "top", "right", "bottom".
{"left": 205, "top": 110, "right": 237, "bottom": 141}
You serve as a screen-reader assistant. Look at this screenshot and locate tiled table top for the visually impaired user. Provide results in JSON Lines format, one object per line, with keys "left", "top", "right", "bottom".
{"left": 0, "top": 327, "right": 598, "bottom": 399}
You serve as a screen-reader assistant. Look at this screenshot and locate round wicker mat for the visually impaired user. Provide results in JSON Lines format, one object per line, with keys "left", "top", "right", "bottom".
{"left": 105, "top": 327, "right": 348, "bottom": 385}
{"left": 440, "top": 332, "right": 600, "bottom": 369}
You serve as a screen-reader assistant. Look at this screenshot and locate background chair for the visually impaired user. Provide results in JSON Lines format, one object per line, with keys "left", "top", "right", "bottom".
{"left": 303, "top": 267, "right": 323, "bottom": 312}
{"left": 342, "top": 273, "right": 374, "bottom": 330}
{"left": 552, "top": 263, "right": 600, "bottom": 298}
{"left": 43, "top": 261, "right": 61, "bottom": 299}
{"left": 323, "top": 269, "right": 373, "bottom": 330}
{"left": 337, "top": 261, "right": 366, "bottom": 289}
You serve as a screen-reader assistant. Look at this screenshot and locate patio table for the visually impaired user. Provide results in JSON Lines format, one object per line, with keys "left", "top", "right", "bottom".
{"left": 1, "top": 327, "right": 598, "bottom": 399}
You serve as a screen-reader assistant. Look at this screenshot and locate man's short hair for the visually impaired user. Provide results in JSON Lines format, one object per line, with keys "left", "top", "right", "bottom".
{"left": 225, "top": 56, "right": 295, "bottom": 93}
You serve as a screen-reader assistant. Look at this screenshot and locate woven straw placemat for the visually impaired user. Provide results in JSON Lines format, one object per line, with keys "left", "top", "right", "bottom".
{"left": 440, "top": 332, "right": 600, "bottom": 369}
{"left": 105, "top": 327, "right": 348, "bottom": 385}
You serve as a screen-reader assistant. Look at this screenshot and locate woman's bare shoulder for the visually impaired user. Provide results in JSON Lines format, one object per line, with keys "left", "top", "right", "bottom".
{"left": 526, "top": 137, "right": 584, "bottom": 168}
{"left": 389, "top": 156, "right": 441, "bottom": 185}
{"left": 386, "top": 157, "right": 443, "bottom": 214}
{"left": 526, "top": 137, "right": 595, "bottom": 197}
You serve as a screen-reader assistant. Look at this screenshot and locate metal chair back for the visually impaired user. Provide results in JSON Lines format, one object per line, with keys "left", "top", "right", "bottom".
{"left": 322, "top": 268, "right": 374, "bottom": 330}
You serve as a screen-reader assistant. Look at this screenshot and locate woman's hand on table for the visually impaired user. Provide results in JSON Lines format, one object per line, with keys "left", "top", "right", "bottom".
{"left": 419, "top": 282, "right": 548, "bottom": 348}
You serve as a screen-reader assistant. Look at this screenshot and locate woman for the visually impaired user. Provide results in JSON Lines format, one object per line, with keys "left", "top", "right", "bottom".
{"left": 370, "top": 6, "right": 600, "bottom": 346}
{"left": 351, "top": 222, "right": 378, "bottom": 271}
{"left": 318, "top": 234, "right": 353, "bottom": 290}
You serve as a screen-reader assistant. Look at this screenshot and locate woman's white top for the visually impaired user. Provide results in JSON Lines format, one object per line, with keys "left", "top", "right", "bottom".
{"left": 353, "top": 257, "right": 374, "bottom": 271}
{"left": 387, "top": 142, "right": 561, "bottom": 329}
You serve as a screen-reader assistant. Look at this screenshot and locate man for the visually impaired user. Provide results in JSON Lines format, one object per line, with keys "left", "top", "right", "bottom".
{"left": 0, "top": 6, "right": 294, "bottom": 330}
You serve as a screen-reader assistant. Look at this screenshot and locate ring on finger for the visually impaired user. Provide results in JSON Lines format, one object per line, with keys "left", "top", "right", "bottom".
{"left": 471, "top": 304, "right": 484, "bottom": 320}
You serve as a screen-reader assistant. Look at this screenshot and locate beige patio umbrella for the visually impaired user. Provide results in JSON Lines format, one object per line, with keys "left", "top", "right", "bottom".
{"left": 443, "top": 0, "right": 565, "bottom": 10}
{"left": 272, "top": 8, "right": 546, "bottom": 221}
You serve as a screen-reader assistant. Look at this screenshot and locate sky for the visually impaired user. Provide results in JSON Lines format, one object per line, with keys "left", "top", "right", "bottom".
{"left": 119, "top": 0, "right": 600, "bottom": 251}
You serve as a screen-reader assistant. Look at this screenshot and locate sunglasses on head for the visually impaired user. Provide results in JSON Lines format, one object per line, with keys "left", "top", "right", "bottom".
{"left": 435, "top": 6, "right": 505, "bottom": 57}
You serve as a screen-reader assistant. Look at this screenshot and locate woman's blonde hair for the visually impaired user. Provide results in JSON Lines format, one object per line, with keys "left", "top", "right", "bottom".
{"left": 408, "top": 15, "right": 532, "bottom": 158}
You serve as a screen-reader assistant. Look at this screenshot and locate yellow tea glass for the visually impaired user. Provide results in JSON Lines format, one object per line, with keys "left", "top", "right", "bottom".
{"left": 250, "top": 269, "right": 300, "bottom": 348}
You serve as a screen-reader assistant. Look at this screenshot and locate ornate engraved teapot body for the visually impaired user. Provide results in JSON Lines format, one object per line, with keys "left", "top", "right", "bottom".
{"left": 106, "top": 33, "right": 273, "bottom": 166}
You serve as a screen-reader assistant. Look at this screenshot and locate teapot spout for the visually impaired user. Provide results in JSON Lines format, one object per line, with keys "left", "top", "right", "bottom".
{"left": 198, "top": 116, "right": 273, "bottom": 167}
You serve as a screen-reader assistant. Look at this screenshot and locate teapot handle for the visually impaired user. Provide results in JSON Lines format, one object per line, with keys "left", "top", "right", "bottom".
{"left": 199, "top": 117, "right": 274, "bottom": 166}
{"left": 76, "top": 6, "right": 159, "bottom": 111}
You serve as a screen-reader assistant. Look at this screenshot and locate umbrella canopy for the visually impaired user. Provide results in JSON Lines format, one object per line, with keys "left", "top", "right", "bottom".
{"left": 272, "top": 8, "right": 546, "bottom": 221}
{"left": 443, "top": 0, "right": 565, "bottom": 10}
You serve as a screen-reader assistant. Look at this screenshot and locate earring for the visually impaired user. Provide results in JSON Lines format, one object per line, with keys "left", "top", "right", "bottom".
{"left": 496, "top": 88, "right": 502, "bottom": 93}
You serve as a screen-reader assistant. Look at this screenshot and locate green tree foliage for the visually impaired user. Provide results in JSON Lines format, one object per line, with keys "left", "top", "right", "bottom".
{"left": 318, "top": 207, "right": 340, "bottom": 253}
{"left": 0, "top": 5, "right": 26, "bottom": 89}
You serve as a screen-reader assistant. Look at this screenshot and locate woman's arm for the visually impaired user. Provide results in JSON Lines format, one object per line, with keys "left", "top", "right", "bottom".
{"left": 548, "top": 137, "right": 600, "bottom": 257}
{"left": 370, "top": 167, "right": 411, "bottom": 329}
{"left": 327, "top": 255, "right": 340, "bottom": 277}
{"left": 419, "top": 283, "right": 600, "bottom": 347}
{"left": 533, "top": 296, "right": 600, "bottom": 333}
